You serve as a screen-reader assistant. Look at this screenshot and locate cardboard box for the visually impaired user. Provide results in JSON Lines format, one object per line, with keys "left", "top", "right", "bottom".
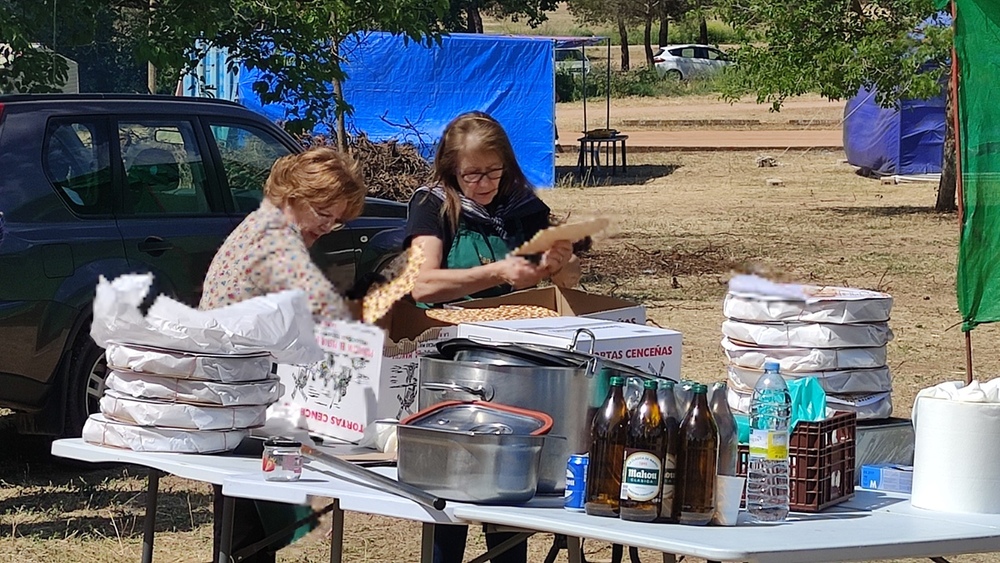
{"left": 453, "top": 286, "right": 646, "bottom": 324}
{"left": 860, "top": 464, "right": 913, "bottom": 493}
{"left": 276, "top": 288, "right": 648, "bottom": 443}
{"left": 457, "top": 316, "right": 682, "bottom": 379}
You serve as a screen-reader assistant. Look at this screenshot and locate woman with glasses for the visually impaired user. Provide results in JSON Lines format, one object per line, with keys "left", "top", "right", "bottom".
{"left": 406, "top": 111, "right": 580, "bottom": 311}
{"left": 199, "top": 146, "right": 364, "bottom": 563}
{"left": 405, "top": 112, "right": 580, "bottom": 563}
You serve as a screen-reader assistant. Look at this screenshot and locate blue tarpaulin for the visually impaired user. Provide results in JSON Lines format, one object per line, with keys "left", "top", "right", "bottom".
{"left": 843, "top": 87, "right": 946, "bottom": 176}
{"left": 237, "top": 32, "right": 557, "bottom": 187}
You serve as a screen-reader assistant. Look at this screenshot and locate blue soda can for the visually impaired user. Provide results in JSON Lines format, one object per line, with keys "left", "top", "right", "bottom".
{"left": 564, "top": 453, "right": 589, "bottom": 511}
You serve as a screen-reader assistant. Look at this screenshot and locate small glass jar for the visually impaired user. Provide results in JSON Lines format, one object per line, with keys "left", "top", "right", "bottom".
{"left": 262, "top": 437, "right": 303, "bottom": 482}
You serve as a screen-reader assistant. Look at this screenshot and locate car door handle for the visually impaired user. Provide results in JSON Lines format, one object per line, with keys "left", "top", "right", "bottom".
{"left": 138, "top": 237, "right": 173, "bottom": 257}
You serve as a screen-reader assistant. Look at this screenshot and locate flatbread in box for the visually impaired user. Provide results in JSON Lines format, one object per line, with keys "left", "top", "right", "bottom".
{"left": 426, "top": 304, "right": 559, "bottom": 324}
{"left": 512, "top": 218, "right": 610, "bottom": 256}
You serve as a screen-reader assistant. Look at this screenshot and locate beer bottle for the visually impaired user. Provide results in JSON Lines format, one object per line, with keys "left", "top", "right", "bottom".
{"left": 585, "top": 373, "right": 629, "bottom": 517}
{"left": 710, "top": 381, "right": 739, "bottom": 476}
{"left": 620, "top": 379, "right": 666, "bottom": 522}
{"left": 657, "top": 380, "right": 681, "bottom": 523}
{"left": 676, "top": 383, "right": 719, "bottom": 526}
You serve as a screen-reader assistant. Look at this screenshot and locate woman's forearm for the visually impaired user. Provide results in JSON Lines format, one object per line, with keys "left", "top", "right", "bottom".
{"left": 411, "top": 262, "right": 505, "bottom": 304}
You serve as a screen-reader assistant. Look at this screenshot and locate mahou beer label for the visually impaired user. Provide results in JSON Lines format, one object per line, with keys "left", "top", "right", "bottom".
{"left": 621, "top": 450, "right": 663, "bottom": 502}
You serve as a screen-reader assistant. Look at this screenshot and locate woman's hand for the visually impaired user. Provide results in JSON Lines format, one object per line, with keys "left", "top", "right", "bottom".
{"left": 541, "top": 240, "right": 574, "bottom": 275}
{"left": 496, "top": 256, "right": 546, "bottom": 289}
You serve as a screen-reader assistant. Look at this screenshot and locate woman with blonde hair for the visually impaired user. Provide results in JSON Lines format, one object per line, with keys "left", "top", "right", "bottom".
{"left": 405, "top": 112, "right": 580, "bottom": 563}
{"left": 201, "top": 146, "right": 365, "bottom": 562}
{"left": 405, "top": 111, "right": 580, "bottom": 309}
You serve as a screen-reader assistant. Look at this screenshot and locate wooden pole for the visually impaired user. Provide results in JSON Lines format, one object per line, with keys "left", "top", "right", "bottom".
{"left": 147, "top": 0, "right": 156, "bottom": 94}
{"left": 950, "top": 0, "right": 972, "bottom": 384}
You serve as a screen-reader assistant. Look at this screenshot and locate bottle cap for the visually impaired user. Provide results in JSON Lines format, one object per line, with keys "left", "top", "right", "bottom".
{"left": 264, "top": 437, "right": 302, "bottom": 448}
{"left": 691, "top": 383, "right": 708, "bottom": 394}
{"left": 660, "top": 379, "right": 675, "bottom": 389}
{"left": 609, "top": 376, "right": 624, "bottom": 386}
{"left": 764, "top": 360, "right": 780, "bottom": 372}
{"left": 643, "top": 379, "right": 658, "bottom": 390}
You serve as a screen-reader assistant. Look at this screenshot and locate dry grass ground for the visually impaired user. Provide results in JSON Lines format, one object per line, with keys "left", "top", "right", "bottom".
{"left": 4, "top": 146, "right": 997, "bottom": 563}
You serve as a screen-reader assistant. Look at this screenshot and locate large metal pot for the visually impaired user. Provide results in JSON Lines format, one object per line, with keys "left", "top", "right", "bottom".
{"left": 397, "top": 401, "right": 551, "bottom": 504}
{"left": 419, "top": 339, "right": 676, "bottom": 493}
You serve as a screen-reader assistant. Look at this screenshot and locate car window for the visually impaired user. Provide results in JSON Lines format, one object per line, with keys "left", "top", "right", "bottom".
{"left": 669, "top": 48, "right": 683, "bottom": 57}
{"left": 694, "top": 47, "right": 710, "bottom": 59}
{"left": 556, "top": 49, "right": 584, "bottom": 62}
{"left": 679, "top": 48, "right": 696, "bottom": 58}
{"left": 119, "top": 120, "right": 211, "bottom": 215}
{"left": 209, "top": 122, "right": 292, "bottom": 213}
{"left": 44, "top": 119, "right": 113, "bottom": 215}
{"left": 708, "top": 48, "right": 729, "bottom": 61}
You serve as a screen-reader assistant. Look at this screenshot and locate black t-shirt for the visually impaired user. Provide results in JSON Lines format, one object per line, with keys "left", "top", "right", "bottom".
{"left": 404, "top": 190, "right": 551, "bottom": 267}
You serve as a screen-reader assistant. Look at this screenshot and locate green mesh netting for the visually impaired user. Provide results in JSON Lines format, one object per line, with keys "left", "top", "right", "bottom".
{"left": 953, "top": 0, "right": 1000, "bottom": 331}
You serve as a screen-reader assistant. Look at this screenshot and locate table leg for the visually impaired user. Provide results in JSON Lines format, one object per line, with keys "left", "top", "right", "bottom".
{"left": 661, "top": 553, "right": 677, "bottom": 563}
{"left": 577, "top": 141, "right": 586, "bottom": 176}
{"left": 327, "top": 499, "right": 344, "bottom": 563}
{"left": 567, "top": 535, "right": 583, "bottom": 563}
{"left": 217, "top": 495, "right": 234, "bottom": 563}
{"left": 421, "top": 523, "right": 435, "bottom": 563}
{"left": 612, "top": 141, "right": 619, "bottom": 174}
{"left": 622, "top": 140, "right": 627, "bottom": 174}
{"left": 142, "top": 469, "right": 160, "bottom": 563}
{"left": 468, "top": 531, "right": 535, "bottom": 563}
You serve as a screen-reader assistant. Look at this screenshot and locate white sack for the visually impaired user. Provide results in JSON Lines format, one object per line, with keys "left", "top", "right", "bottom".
{"left": 721, "top": 337, "right": 887, "bottom": 372}
{"left": 106, "top": 370, "right": 281, "bottom": 406}
{"left": 82, "top": 413, "right": 247, "bottom": 453}
{"left": 728, "top": 386, "right": 892, "bottom": 420}
{"left": 722, "top": 319, "right": 893, "bottom": 348}
{"left": 105, "top": 343, "right": 273, "bottom": 383}
{"left": 912, "top": 379, "right": 1000, "bottom": 513}
{"left": 91, "top": 273, "right": 323, "bottom": 364}
{"left": 724, "top": 290, "right": 892, "bottom": 324}
{"left": 728, "top": 365, "right": 892, "bottom": 395}
{"left": 100, "top": 391, "right": 267, "bottom": 430}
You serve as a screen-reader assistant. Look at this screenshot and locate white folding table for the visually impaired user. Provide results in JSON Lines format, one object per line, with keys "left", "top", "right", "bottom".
{"left": 52, "top": 438, "right": 264, "bottom": 563}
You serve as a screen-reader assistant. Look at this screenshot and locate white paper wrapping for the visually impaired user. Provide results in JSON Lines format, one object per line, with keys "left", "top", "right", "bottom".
{"left": 728, "top": 275, "right": 893, "bottom": 318}
{"left": 728, "top": 365, "right": 892, "bottom": 394}
{"left": 912, "top": 379, "right": 1000, "bottom": 513}
{"left": 105, "top": 343, "right": 273, "bottom": 382}
{"left": 722, "top": 319, "right": 893, "bottom": 348}
{"left": 727, "top": 386, "right": 892, "bottom": 420}
{"left": 100, "top": 391, "right": 267, "bottom": 430}
{"left": 105, "top": 370, "right": 282, "bottom": 406}
{"left": 82, "top": 413, "right": 247, "bottom": 453}
{"left": 721, "top": 337, "right": 887, "bottom": 372}
{"left": 91, "top": 273, "right": 323, "bottom": 364}
{"left": 724, "top": 291, "right": 892, "bottom": 324}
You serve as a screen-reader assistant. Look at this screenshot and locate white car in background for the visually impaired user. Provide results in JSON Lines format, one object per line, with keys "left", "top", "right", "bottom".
{"left": 653, "top": 44, "right": 732, "bottom": 80}
{"left": 555, "top": 47, "right": 592, "bottom": 74}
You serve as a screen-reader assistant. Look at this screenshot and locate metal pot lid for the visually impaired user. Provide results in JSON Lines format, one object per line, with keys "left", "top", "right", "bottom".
{"left": 401, "top": 400, "right": 554, "bottom": 436}
{"left": 436, "top": 338, "right": 585, "bottom": 368}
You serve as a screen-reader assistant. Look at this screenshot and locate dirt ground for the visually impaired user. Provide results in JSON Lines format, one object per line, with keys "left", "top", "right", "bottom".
{"left": 2, "top": 100, "right": 996, "bottom": 562}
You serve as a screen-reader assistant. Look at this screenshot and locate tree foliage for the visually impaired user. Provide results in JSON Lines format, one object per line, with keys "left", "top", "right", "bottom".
{"left": 444, "top": 0, "right": 560, "bottom": 33}
{"left": 1, "top": 0, "right": 447, "bottom": 132}
{"left": 716, "top": 0, "right": 951, "bottom": 109}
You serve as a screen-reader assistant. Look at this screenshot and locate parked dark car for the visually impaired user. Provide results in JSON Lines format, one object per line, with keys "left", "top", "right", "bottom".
{"left": 0, "top": 94, "right": 407, "bottom": 436}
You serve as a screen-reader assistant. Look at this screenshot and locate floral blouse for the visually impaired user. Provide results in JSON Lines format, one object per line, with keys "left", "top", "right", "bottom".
{"left": 199, "top": 199, "right": 350, "bottom": 319}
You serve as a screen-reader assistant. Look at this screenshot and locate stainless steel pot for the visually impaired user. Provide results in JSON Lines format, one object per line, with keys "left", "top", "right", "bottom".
{"left": 421, "top": 338, "right": 678, "bottom": 494}
{"left": 419, "top": 355, "right": 587, "bottom": 494}
{"left": 397, "top": 401, "right": 550, "bottom": 504}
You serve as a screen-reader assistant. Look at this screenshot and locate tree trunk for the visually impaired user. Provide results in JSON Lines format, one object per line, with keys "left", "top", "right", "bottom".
{"left": 658, "top": 0, "right": 669, "bottom": 46}
{"left": 936, "top": 72, "right": 958, "bottom": 212}
{"left": 644, "top": 15, "right": 655, "bottom": 67}
{"left": 331, "top": 41, "right": 348, "bottom": 152}
{"left": 699, "top": 16, "right": 708, "bottom": 45}
{"left": 147, "top": 0, "right": 156, "bottom": 94}
{"left": 467, "top": 4, "right": 484, "bottom": 33}
{"left": 618, "top": 16, "right": 630, "bottom": 71}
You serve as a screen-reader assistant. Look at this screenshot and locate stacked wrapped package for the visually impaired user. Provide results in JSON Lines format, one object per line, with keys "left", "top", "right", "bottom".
{"left": 82, "top": 274, "right": 322, "bottom": 453}
{"left": 722, "top": 275, "right": 894, "bottom": 420}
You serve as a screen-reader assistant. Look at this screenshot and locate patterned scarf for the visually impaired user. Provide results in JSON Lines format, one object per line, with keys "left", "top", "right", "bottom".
{"left": 416, "top": 185, "right": 546, "bottom": 245}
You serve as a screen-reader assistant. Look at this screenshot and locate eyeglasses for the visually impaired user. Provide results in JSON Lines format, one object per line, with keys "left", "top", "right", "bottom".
{"left": 306, "top": 202, "right": 344, "bottom": 232}
{"left": 459, "top": 167, "right": 504, "bottom": 184}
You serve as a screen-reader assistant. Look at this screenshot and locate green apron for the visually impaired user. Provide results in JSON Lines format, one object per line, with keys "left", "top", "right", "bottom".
{"left": 418, "top": 218, "right": 524, "bottom": 307}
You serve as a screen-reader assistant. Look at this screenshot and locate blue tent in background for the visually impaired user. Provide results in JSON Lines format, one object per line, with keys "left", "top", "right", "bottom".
{"left": 843, "top": 87, "right": 946, "bottom": 177}
{"left": 236, "top": 32, "right": 559, "bottom": 187}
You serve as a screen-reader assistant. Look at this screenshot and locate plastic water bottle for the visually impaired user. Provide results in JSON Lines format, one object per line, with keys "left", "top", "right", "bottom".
{"left": 746, "top": 360, "right": 791, "bottom": 522}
